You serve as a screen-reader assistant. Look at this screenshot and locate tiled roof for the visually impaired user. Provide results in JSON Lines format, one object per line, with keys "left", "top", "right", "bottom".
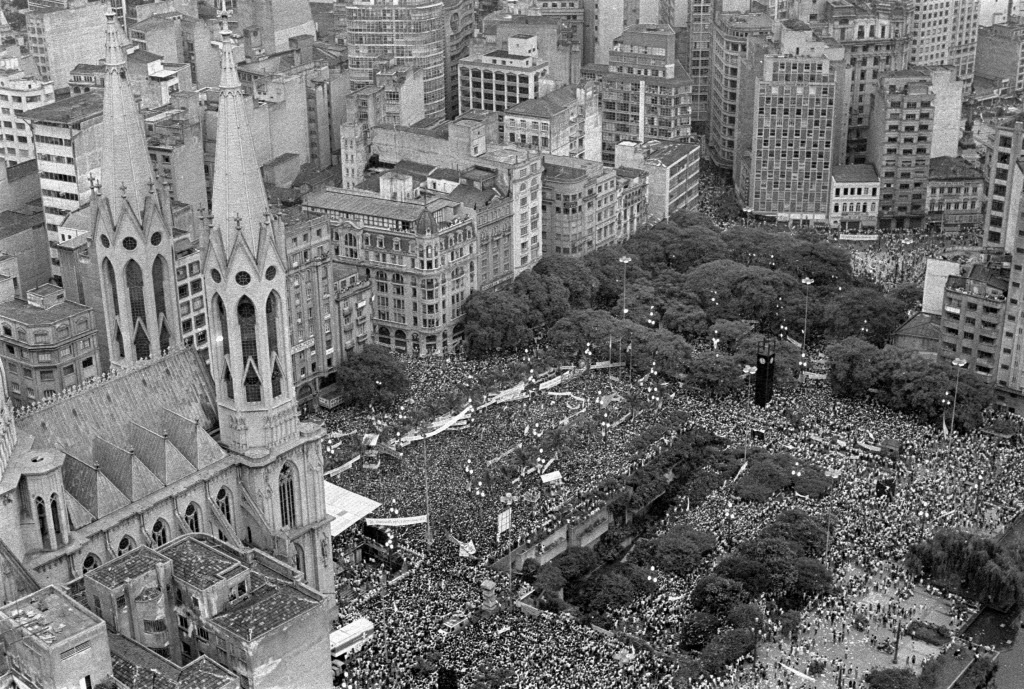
{"left": 928, "top": 156, "right": 983, "bottom": 181}
{"left": 160, "top": 538, "right": 242, "bottom": 590}
{"left": 303, "top": 189, "right": 428, "bottom": 222}
{"left": 505, "top": 85, "right": 577, "bottom": 118}
{"left": 87, "top": 547, "right": 170, "bottom": 589}
{"left": 17, "top": 349, "right": 220, "bottom": 462}
{"left": 177, "top": 656, "right": 237, "bottom": 689}
{"left": 213, "top": 583, "right": 319, "bottom": 640}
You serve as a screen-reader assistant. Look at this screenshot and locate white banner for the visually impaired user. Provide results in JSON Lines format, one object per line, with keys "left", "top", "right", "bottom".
{"left": 497, "top": 508, "right": 512, "bottom": 540}
{"left": 540, "top": 470, "right": 562, "bottom": 484}
{"left": 365, "top": 515, "right": 428, "bottom": 527}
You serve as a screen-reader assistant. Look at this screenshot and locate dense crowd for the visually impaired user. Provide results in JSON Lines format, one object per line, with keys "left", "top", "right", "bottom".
{"left": 314, "top": 344, "right": 1023, "bottom": 689}
{"left": 849, "top": 232, "right": 981, "bottom": 290}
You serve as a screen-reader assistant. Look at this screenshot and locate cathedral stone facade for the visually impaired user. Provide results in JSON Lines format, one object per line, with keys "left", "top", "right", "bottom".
{"left": 0, "top": 10, "right": 335, "bottom": 609}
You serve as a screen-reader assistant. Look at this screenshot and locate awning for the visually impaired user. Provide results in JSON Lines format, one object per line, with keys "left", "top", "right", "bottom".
{"left": 323, "top": 482, "right": 381, "bottom": 536}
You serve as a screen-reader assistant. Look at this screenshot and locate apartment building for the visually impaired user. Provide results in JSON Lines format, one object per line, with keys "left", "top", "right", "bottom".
{"left": 330, "top": 262, "right": 373, "bottom": 362}
{"left": 302, "top": 180, "right": 478, "bottom": 355}
{"left": 734, "top": 22, "right": 850, "bottom": 225}
{"left": 940, "top": 264, "right": 1007, "bottom": 382}
{"left": 828, "top": 163, "right": 880, "bottom": 231}
{"left": 0, "top": 70, "right": 56, "bottom": 165}
{"left": 865, "top": 66, "right": 962, "bottom": 230}
{"left": 615, "top": 139, "right": 700, "bottom": 221}
{"left": 473, "top": 13, "right": 582, "bottom": 88}
{"left": 816, "top": 0, "right": 913, "bottom": 164}
{"left": 172, "top": 233, "right": 209, "bottom": 365}
{"left": 976, "top": 20, "right": 1024, "bottom": 96}
{"left": 22, "top": 91, "right": 104, "bottom": 281}
{"left": 24, "top": 0, "right": 107, "bottom": 89}
{"left": 926, "top": 156, "right": 984, "bottom": 233}
{"left": 909, "top": 0, "right": 978, "bottom": 84}
{"left": 0, "top": 284, "right": 98, "bottom": 408}
{"left": 708, "top": 9, "right": 773, "bottom": 168}
{"left": 502, "top": 83, "right": 601, "bottom": 161}
{"left": 583, "top": 24, "right": 693, "bottom": 164}
{"left": 342, "top": 0, "right": 447, "bottom": 121}
{"left": 541, "top": 154, "right": 618, "bottom": 256}
{"left": 458, "top": 34, "right": 552, "bottom": 114}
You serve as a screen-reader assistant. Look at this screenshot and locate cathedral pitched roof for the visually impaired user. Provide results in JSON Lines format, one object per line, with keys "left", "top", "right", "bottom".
{"left": 16, "top": 349, "right": 218, "bottom": 460}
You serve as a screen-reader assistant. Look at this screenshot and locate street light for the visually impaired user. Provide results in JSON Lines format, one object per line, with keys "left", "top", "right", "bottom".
{"left": 619, "top": 255, "right": 632, "bottom": 320}
{"left": 949, "top": 357, "right": 967, "bottom": 440}
{"left": 800, "top": 277, "right": 814, "bottom": 378}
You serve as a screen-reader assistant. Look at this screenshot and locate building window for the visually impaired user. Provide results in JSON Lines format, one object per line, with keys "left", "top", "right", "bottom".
{"left": 216, "top": 487, "right": 231, "bottom": 523}
{"left": 279, "top": 464, "right": 296, "bottom": 528}
{"left": 238, "top": 297, "right": 261, "bottom": 402}
{"left": 151, "top": 518, "right": 168, "bottom": 547}
{"left": 35, "top": 495, "right": 47, "bottom": 543}
{"left": 126, "top": 260, "right": 150, "bottom": 359}
{"left": 294, "top": 544, "right": 304, "bottom": 578}
{"left": 185, "top": 502, "right": 200, "bottom": 532}
{"left": 82, "top": 553, "right": 100, "bottom": 574}
{"left": 50, "top": 493, "right": 61, "bottom": 540}
{"left": 144, "top": 618, "right": 167, "bottom": 633}
{"left": 117, "top": 535, "right": 135, "bottom": 555}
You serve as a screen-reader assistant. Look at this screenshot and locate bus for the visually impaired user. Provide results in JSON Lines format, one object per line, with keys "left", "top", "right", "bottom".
{"left": 331, "top": 617, "right": 374, "bottom": 680}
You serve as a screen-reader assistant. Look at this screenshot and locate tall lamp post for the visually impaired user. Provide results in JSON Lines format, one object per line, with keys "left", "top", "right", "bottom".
{"left": 419, "top": 422, "right": 434, "bottom": 546}
{"left": 949, "top": 357, "right": 967, "bottom": 438}
{"left": 800, "top": 277, "right": 814, "bottom": 378}
{"left": 619, "top": 255, "right": 632, "bottom": 320}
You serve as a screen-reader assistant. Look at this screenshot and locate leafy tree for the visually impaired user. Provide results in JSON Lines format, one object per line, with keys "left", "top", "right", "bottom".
{"left": 634, "top": 526, "right": 717, "bottom": 577}
{"left": 677, "top": 612, "right": 721, "bottom": 650}
{"left": 463, "top": 290, "right": 535, "bottom": 357}
{"left": 864, "top": 667, "right": 921, "bottom": 689}
{"left": 512, "top": 271, "right": 572, "bottom": 328}
{"left": 684, "top": 352, "right": 743, "bottom": 397}
{"left": 726, "top": 602, "right": 766, "bottom": 631}
{"left": 534, "top": 562, "right": 566, "bottom": 595}
{"left": 691, "top": 575, "right": 747, "bottom": 617}
{"left": 533, "top": 256, "right": 597, "bottom": 308}
{"left": 825, "top": 337, "right": 887, "bottom": 398}
{"left": 662, "top": 301, "right": 709, "bottom": 340}
{"left": 700, "top": 628, "right": 756, "bottom": 676}
{"left": 331, "top": 345, "right": 409, "bottom": 408}
{"left": 626, "top": 217, "right": 728, "bottom": 275}
{"left": 822, "top": 287, "right": 907, "bottom": 346}
{"left": 555, "top": 547, "right": 601, "bottom": 581}
{"left": 760, "top": 510, "right": 828, "bottom": 558}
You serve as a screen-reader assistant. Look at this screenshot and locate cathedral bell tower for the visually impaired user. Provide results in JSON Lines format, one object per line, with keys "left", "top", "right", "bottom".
{"left": 91, "top": 7, "right": 181, "bottom": 368}
{"left": 203, "top": 11, "right": 297, "bottom": 455}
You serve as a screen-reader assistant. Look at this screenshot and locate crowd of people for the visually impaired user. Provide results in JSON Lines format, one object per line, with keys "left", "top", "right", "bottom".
{"left": 313, "top": 343, "right": 1023, "bottom": 689}
{"left": 848, "top": 232, "right": 981, "bottom": 290}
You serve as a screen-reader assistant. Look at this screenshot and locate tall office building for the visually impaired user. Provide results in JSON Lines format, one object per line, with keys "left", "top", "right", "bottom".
{"left": 458, "top": 34, "right": 552, "bottom": 114}
{"left": 909, "top": 0, "right": 978, "bottom": 84}
{"left": 583, "top": 24, "right": 693, "bottom": 164}
{"left": 24, "top": 0, "right": 107, "bottom": 89}
{"left": 816, "top": 0, "right": 912, "bottom": 164}
{"left": 582, "top": 0, "right": 659, "bottom": 65}
{"left": 445, "top": 0, "right": 476, "bottom": 119}
{"left": 23, "top": 92, "right": 104, "bottom": 280}
{"left": 0, "top": 71, "right": 55, "bottom": 165}
{"left": 688, "top": 0, "right": 713, "bottom": 125}
{"left": 342, "top": 0, "right": 447, "bottom": 121}
{"left": 975, "top": 20, "right": 1024, "bottom": 95}
{"left": 708, "top": 8, "right": 773, "bottom": 168}
{"left": 865, "top": 66, "right": 962, "bottom": 230}
{"left": 734, "top": 21, "right": 850, "bottom": 225}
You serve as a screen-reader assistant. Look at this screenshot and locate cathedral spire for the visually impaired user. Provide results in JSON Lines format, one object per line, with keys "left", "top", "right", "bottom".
{"left": 209, "top": 1, "right": 272, "bottom": 255}
{"left": 99, "top": 5, "right": 155, "bottom": 218}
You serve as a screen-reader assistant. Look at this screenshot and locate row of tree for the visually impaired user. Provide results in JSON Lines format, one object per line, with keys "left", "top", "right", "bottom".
{"left": 465, "top": 214, "right": 915, "bottom": 366}
{"left": 825, "top": 337, "right": 993, "bottom": 433}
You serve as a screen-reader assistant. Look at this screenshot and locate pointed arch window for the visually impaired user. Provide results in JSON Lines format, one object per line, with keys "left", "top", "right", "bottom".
{"left": 151, "top": 519, "right": 168, "bottom": 547}
{"left": 293, "top": 544, "right": 305, "bottom": 578}
{"left": 50, "top": 493, "right": 61, "bottom": 540}
{"left": 216, "top": 487, "right": 231, "bottom": 523}
{"left": 126, "top": 260, "right": 147, "bottom": 325}
{"left": 153, "top": 257, "right": 170, "bottom": 353}
{"left": 214, "top": 295, "right": 232, "bottom": 399}
{"left": 103, "top": 258, "right": 119, "bottom": 317}
{"left": 117, "top": 535, "right": 135, "bottom": 555}
{"left": 271, "top": 362, "right": 283, "bottom": 398}
{"left": 279, "top": 464, "right": 296, "bottom": 528}
{"left": 115, "top": 326, "right": 125, "bottom": 358}
{"left": 82, "top": 553, "right": 100, "bottom": 574}
{"left": 266, "top": 293, "right": 279, "bottom": 358}
{"left": 239, "top": 297, "right": 261, "bottom": 402}
{"left": 126, "top": 260, "right": 150, "bottom": 359}
{"left": 35, "top": 496, "right": 48, "bottom": 543}
{"left": 185, "top": 502, "right": 200, "bottom": 532}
